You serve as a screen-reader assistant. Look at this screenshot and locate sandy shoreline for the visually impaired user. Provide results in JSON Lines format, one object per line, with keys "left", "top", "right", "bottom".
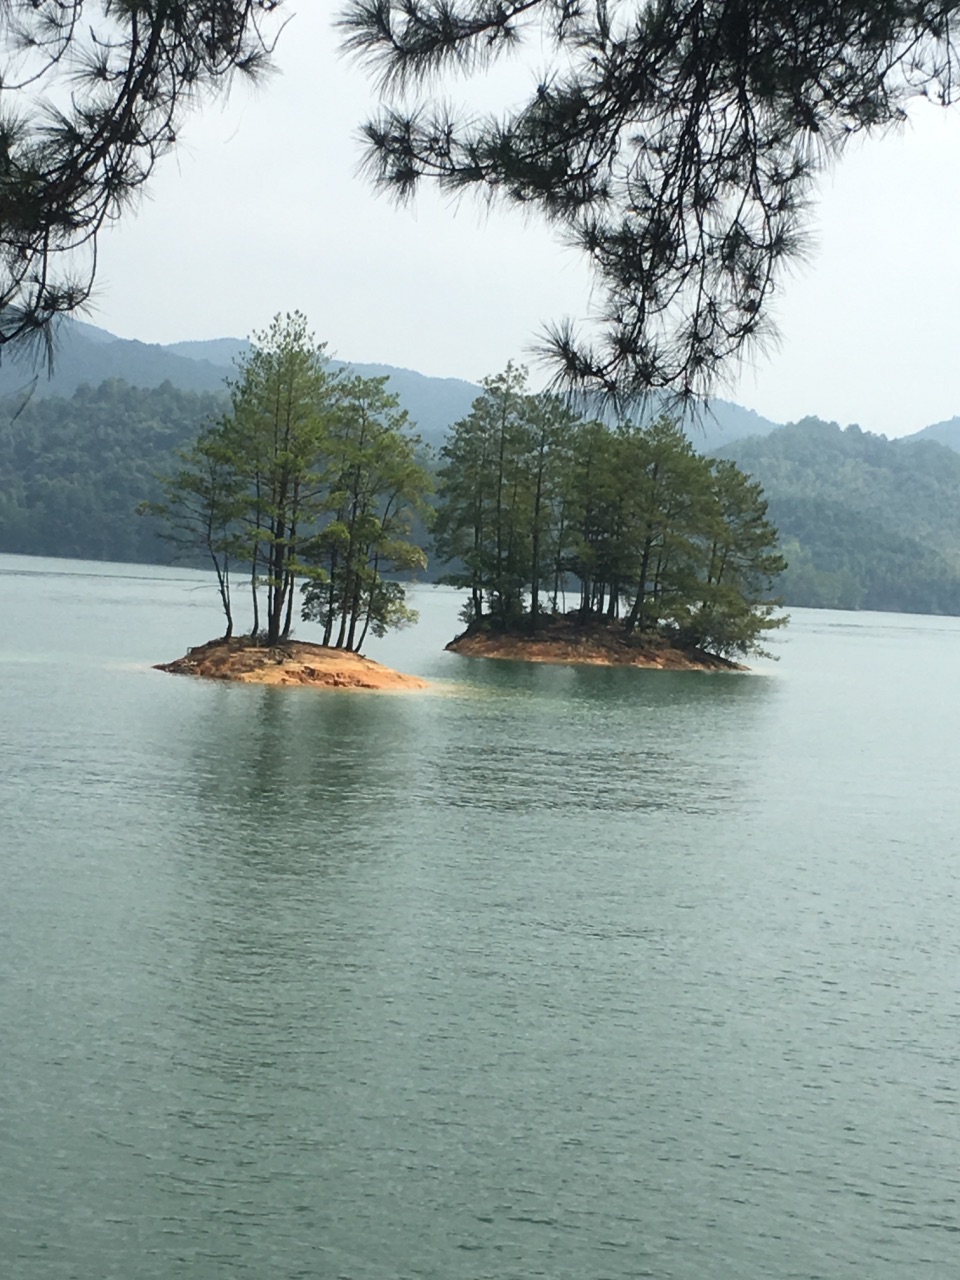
{"left": 156, "top": 637, "right": 429, "bottom": 691}
{"left": 445, "top": 626, "right": 745, "bottom": 672}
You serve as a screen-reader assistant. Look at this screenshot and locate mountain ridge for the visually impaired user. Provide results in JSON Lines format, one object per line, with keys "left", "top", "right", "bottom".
{"left": 0, "top": 319, "right": 782, "bottom": 452}
{"left": 715, "top": 418, "right": 960, "bottom": 612}
{"left": 9, "top": 319, "right": 958, "bottom": 451}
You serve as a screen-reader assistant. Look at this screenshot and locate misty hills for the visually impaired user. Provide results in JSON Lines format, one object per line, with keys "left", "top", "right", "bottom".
{"left": 0, "top": 321, "right": 482, "bottom": 450}
{"left": 4, "top": 319, "right": 960, "bottom": 616}
{"left": 0, "top": 321, "right": 238, "bottom": 399}
{"left": 0, "top": 319, "right": 780, "bottom": 453}
{"left": 900, "top": 415, "right": 960, "bottom": 452}
{"left": 717, "top": 420, "right": 960, "bottom": 613}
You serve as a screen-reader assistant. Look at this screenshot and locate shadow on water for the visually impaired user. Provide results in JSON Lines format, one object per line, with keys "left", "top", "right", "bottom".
{"left": 430, "top": 657, "right": 775, "bottom": 816}
{"left": 155, "top": 659, "right": 779, "bottom": 863}
{"left": 448, "top": 651, "right": 767, "bottom": 704}
{"left": 169, "top": 683, "right": 424, "bottom": 866}
{"left": 145, "top": 661, "right": 780, "bottom": 1069}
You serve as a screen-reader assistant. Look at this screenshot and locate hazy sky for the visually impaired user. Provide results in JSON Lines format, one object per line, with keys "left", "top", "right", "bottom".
{"left": 90, "top": 7, "right": 960, "bottom": 439}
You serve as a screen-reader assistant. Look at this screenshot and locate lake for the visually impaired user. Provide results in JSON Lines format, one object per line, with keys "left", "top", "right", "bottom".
{"left": 2, "top": 552, "right": 958, "bottom": 1279}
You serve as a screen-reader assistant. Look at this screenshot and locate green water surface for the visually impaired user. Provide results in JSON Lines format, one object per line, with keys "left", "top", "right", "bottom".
{"left": 1, "top": 553, "right": 958, "bottom": 1279}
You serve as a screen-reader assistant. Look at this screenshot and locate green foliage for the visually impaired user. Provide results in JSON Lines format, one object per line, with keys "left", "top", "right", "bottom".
{"left": 0, "top": 3, "right": 279, "bottom": 356}
{"left": 140, "top": 425, "right": 248, "bottom": 636}
{"left": 299, "top": 371, "right": 432, "bottom": 650}
{"left": 435, "top": 373, "right": 786, "bottom": 657}
{"left": 150, "top": 314, "right": 434, "bottom": 651}
{"left": 223, "top": 311, "right": 341, "bottom": 645}
{"left": 345, "top": 0, "right": 960, "bottom": 400}
{"left": 0, "top": 379, "right": 226, "bottom": 562}
{"left": 717, "top": 420, "right": 960, "bottom": 614}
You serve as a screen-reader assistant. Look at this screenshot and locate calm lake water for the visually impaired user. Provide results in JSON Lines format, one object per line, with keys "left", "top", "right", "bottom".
{"left": 2, "top": 552, "right": 959, "bottom": 1279}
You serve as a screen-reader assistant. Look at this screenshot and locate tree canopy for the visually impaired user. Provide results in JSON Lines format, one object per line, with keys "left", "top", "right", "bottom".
{"left": 718, "top": 418, "right": 960, "bottom": 612}
{"left": 343, "top": 0, "right": 960, "bottom": 401}
{"left": 0, "top": 1, "right": 281, "bottom": 357}
{"left": 5, "top": 1, "right": 956, "bottom": 399}
{"left": 436, "top": 366, "right": 786, "bottom": 657}
{"left": 146, "top": 313, "right": 433, "bottom": 648}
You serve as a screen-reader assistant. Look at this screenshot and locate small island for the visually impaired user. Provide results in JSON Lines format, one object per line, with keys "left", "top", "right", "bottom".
{"left": 157, "top": 637, "right": 427, "bottom": 691}
{"left": 145, "top": 315, "right": 434, "bottom": 696}
{"left": 434, "top": 392, "right": 787, "bottom": 671}
{"left": 445, "top": 615, "right": 744, "bottom": 671}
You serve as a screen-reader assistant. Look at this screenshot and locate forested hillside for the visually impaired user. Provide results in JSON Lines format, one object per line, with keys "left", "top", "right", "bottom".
{"left": 0, "top": 320, "right": 782, "bottom": 450}
{"left": 0, "top": 321, "right": 782, "bottom": 571}
{"left": 0, "top": 321, "right": 481, "bottom": 450}
{"left": 901, "top": 416, "right": 960, "bottom": 452}
{"left": 717, "top": 420, "right": 960, "bottom": 613}
{"left": 7, "top": 362, "right": 960, "bottom": 622}
{"left": 0, "top": 381, "right": 224, "bottom": 562}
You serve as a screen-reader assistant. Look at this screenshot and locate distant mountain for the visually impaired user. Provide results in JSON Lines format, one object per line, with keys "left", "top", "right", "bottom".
{"left": 5, "top": 340, "right": 960, "bottom": 616}
{"left": 717, "top": 418, "right": 960, "bottom": 613}
{"left": 0, "top": 321, "right": 235, "bottom": 399}
{"left": 0, "top": 322, "right": 479, "bottom": 449}
{"left": 0, "top": 320, "right": 786, "bottom": 453}
{"left": 162, "top": 337, "right": 248, "bottom": 367}
{"left": 900, "top": 416, "right": 960, "bottom": 452}
{"left": 676, "top": 397, "right": 781, "bottom": 451}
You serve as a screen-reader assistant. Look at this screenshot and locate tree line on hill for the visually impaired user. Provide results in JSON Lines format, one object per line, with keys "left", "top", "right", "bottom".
{"left": 0, "top": 379, "right": 225, "bottom": 563}
{"left": 717, "top": 421, "right": 960, "bottom": 614}
{"left": 6, "top": 337, "right": 960, "bottom": 622}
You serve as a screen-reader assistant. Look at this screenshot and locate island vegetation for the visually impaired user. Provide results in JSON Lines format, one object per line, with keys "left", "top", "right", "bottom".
{"left": 142, "top": 320, "right": 784, "bottom": 678}
{"left": 7, "top": 335, "right": 960, "bottom": 622}
{"left": 147, "top": 311, "right": 433, "bottom": 689}
{"left": 435, "top": 366, "right": 787, "bottom": 663}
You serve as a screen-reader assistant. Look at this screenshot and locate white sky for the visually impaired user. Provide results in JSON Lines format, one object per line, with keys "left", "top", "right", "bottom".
{"left": 90, "top": 7, "right": 960, "bottom": 439}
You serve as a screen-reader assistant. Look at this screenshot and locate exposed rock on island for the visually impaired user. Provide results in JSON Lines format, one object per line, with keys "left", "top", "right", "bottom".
{"left": 156, "top": 638, "right": 428, "bottom": 691}
{"left": 445, "top": 617, "right": 745, "bottom": 672}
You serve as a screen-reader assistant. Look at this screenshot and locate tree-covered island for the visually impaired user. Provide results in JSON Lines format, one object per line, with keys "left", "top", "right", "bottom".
{"left": 435, "top": 366, "right": 787, "bottom": 670}
{"left": 149, "top": 319, "right": 786, "bottom": 685}
{"left": 149, "top": 312, "right": 433, "bottom": 690}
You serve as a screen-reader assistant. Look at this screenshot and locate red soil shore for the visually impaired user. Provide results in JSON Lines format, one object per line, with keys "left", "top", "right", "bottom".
{"left": 156, "top": 637, "right": 429, "bottom": 691}
{"left": 445, "top": 618, "right": 745, "bottom": 672}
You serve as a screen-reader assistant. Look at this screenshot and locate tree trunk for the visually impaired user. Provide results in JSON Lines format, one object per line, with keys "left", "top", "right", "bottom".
{"left": 322, "top": 545, "right": 338, "bottom": 646}
{"left": 280, "top": 509, "right": 299, "bottom": 640}
{"left": 211, "top": 550, "right": 233, "bottom": 639}
{"left": 530, "top": 453, "right": 545, "bottom": 632}
{"left": 472, "top": 513, "right": 484, "bottom": 621}
{"left": 249, "top": 543, "right": 260, "bottom": 639}
{"left": 551, "top": 504, "right": 566, "bottom": 614}
{"left": 625, "top": 534, "right": 655, "bottom": 636}
{"left": 356, "top": 552, "right": 378, "bottom": 652}
{"left": 281, "top": 569, "right": 295, "bottom": 639}
{"left": 345, "top": 577, "right": 363, "bottom": 650}
{"left": 266, "top": 508, "right": 287, "bottom": 646}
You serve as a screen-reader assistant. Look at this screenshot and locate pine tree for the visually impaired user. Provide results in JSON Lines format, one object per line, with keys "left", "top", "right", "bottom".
{"left": 0, "top": 2, "right": 281, "bottom": 357}
{"left": 432, "top": 378, "right": 787, "bottom": 657}
{"left": 301, "top": 374, "right": 432, "bottom": 651}
{"left": 344, "top": 0, "right": 960, "bottom": 401}
{"left": 224, "top": 312, "right": 340, "bottom": 646}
